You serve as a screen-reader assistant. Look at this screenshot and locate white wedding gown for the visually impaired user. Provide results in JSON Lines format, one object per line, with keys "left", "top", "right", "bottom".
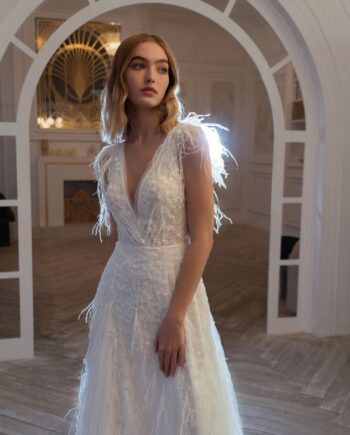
{"left": 64, "top": 113, "right": 244, "bottom": 435}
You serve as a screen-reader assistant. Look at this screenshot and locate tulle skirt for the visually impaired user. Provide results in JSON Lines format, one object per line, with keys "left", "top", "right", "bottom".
{"left": 64, "top": 241, "right": 244, "bottom": 435}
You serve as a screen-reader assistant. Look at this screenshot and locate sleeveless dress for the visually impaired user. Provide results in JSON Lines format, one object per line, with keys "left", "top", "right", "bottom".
{"left": 64, "top": 112, "right": 244, "bottom": 435}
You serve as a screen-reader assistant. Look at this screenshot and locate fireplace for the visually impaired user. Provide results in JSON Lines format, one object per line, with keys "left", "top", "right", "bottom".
{"left": 38, "top": 155, "right": 99, "bottom": 227}
{"left": 64, "top": 180, "right": 98, "bottom": 224}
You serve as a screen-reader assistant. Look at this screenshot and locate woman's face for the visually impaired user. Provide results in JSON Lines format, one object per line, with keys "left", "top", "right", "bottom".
{"left": 125, "top": 41, "right": 170, "bottom": 110}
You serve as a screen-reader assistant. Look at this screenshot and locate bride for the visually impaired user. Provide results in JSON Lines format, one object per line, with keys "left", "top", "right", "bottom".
{"left": 64, "top": 32, "right": 244, "bottom": 435}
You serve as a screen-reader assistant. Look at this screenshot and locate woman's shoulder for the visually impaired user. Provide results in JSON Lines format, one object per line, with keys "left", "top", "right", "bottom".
{"left": 171, "top": 115, "right": 205, "bottom": 138}
{"left": 167, "top": 114, "right": 209, "bottom": 154}
{"left": 89, "top": 142, "right": 121, "bottom": 184}
{"left": 94, "top": 142, "right": 121, "bottom": 164}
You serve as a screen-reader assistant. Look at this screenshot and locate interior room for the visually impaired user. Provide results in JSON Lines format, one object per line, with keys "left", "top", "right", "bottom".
{"left": 0, "top": 0, "right": 350, "bottom": 433}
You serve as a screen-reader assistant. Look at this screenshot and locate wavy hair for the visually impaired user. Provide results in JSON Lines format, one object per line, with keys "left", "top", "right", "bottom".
{"left": 100, "top": 33, "right": 185, "bottom": 144}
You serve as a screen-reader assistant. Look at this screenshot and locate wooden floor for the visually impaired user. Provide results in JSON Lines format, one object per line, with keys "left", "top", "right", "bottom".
{"left": 0, "top": 223, "right": 350, "bottom": 434}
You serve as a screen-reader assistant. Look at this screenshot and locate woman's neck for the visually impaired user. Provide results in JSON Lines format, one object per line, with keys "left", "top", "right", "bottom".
{"left": 127, "top": 105, "right": 163, "bottom": 144}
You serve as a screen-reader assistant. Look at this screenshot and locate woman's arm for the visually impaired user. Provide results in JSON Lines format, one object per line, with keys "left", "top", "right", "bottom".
{"left": 154, "top": 135, "right": 214, "bottom": 377}
{"left": 166, "top": 139, "right": 214, "bottom": 324}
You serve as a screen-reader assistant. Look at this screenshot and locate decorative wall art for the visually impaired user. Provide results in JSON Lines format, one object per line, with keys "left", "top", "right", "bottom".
{"left": 35, "top": 18, "right": 121, "bottom": 129}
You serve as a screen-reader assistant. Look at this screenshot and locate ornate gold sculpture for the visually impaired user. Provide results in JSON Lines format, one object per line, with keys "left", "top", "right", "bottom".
{"left": 36, "top": 18, "right": 120, "bottom": 129}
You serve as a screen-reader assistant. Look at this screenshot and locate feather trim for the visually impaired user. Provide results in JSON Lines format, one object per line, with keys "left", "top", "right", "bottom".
{"left": 177, "top": 112, "right": 239, "bottom": 233}
{"left": 89, "top": 144, "right": 117, "bottom": 242}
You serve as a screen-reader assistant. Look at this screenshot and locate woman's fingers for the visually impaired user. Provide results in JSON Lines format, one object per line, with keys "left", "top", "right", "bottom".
{"left": 158, "top": 348, "right": 185, "bottom": 377}
{"left": 166, "top": 348, "right": 186, "bottom": 377}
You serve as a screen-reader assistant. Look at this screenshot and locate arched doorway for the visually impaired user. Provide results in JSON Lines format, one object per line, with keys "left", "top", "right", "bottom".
{"left": 0, "top": 0, "right": 323, "bottom": 359}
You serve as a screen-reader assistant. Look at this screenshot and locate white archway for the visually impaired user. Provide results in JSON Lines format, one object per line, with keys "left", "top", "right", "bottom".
{"left": 0, "top": 0, "right": 323, "bottom": 359}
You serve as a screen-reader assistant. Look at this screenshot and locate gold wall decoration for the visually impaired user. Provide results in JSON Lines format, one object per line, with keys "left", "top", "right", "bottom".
{"left": 35, "top": 18, "right": 121, "bottom": 129}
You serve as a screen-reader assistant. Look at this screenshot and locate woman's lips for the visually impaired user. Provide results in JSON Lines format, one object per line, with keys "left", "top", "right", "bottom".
{"left": 141, "top": 90, "right": 157, "bottom": 94}
{"left": 141, "top": 87, "right": 157, "bottom": 94}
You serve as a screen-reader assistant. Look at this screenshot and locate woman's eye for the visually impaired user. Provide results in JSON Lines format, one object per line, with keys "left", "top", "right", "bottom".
{"left": 131, "top": 63, "right": 167, "bottom": 73}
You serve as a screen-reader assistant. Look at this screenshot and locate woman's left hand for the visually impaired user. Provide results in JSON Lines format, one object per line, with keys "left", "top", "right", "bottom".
{"left": 154, "top": 315, "right": 186, "bottom": 377}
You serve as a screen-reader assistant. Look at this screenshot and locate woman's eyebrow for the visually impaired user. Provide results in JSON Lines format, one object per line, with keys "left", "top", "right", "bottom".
{"left": 130, "top": 55, "right": 169, "bottom": 64}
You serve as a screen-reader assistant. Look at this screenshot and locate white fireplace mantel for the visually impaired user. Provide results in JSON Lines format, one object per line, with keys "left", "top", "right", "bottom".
{"left": 38, "top": 155, "right": 96, "bottom": 227}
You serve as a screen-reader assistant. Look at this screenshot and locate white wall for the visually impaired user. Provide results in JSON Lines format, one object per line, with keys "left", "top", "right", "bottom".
{"left": 0, "top": 0, "right": 21, "bottom": 22}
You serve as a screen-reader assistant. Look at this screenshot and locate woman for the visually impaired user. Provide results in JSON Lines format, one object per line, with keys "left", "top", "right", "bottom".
{"left": 65, "top": 33, "right": 244, "bottom": 435}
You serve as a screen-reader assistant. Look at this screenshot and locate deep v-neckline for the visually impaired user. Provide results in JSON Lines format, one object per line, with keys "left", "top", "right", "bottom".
{"left": 121, "top": 137, "right": 168, "bottom": 217}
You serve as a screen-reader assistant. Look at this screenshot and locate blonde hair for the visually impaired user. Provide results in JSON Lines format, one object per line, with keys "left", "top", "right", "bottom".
{"left": 100, "top": 33, "right": 184, "bottom": 144}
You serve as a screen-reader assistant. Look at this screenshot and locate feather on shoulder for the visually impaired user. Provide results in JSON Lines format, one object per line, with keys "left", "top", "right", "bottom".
{"left": 174, "top": 112, "right": 239, "bottom": 233}
{"left": 89, "top": 143, "right": 118, "bottom": 242}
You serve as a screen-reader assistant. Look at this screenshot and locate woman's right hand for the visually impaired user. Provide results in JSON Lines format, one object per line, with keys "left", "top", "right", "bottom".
{"left": 154, "top": 315, "right": 186, "bottom": 378}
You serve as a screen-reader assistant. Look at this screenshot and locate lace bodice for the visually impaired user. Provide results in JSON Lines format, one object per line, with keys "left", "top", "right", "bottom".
{"left": 91, "top": 112, "right": 238, "bottom": 247}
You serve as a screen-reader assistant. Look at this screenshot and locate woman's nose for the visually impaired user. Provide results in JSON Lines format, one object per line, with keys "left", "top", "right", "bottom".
{"left": 145, "top": 66, "right": 155, "bottom": 83}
